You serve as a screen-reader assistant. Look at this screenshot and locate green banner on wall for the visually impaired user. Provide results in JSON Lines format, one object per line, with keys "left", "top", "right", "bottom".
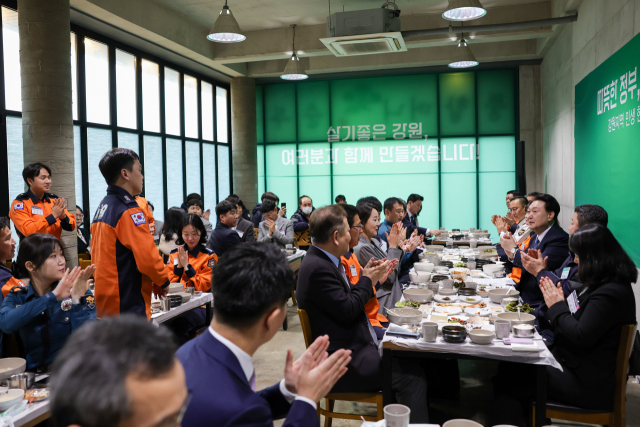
{"left": 575, "top": 33, "right": 640, "bottom": 265}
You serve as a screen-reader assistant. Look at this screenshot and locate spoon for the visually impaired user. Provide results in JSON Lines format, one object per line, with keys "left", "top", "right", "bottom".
{"left": 517, "top": 306, "right": 521, "bottom": 320}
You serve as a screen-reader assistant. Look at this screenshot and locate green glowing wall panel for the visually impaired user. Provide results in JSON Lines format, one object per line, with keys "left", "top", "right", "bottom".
{"left": 264, "top": 84, "right": 296, "bottom": 143}
{"left": 477, "top": 70, "right": 516, "bottom": 135}
{"left": 440, "top": 173, "right": 477, "bottom": 230}
{"left": 300, "top": 176, "right": 332, "bottom": 207}
{"left": 257, "top": 146, "right": 265, "bottom": 202}
{"left": 297, "top": 81, "right": 330, "bottom": 142}
{"left": 439, "top": 72, "right": 476, "bottom": 136}
{"left": 256, "top": 86, "right": 264, "bottom": 144}
{"left": 575, "top": 32, "right": 640, "bottom": 264}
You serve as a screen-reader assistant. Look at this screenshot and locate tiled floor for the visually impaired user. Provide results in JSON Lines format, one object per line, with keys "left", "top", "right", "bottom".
{"left": 254, "top": 302, "right": 640, "bottom": 427}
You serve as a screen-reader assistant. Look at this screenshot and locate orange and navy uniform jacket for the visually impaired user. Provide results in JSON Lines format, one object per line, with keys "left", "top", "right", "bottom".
{"left": 509, "top": 235, "right": 533, "bottom": 283}
{"left": 135, "top": 196, "right": 155, "bottom": 235}
{"left": 90, "top": 185, "right": 170, "bottom": 319}
{"left": 0, "top": 264, "right": 26, "bottom": 298}
{"left": 167, "top": 244, "right": 218, "bottom": 292}
{"left": 340, "top": 250, "right": 389, "bottom": 328}
{"left": 9, "top": 190, "right": 76, "bottom": 240}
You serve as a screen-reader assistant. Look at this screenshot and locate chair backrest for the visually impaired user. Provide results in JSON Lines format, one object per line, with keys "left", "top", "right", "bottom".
{"left": 78, "top": 259, "right": 92, "bottom": 270}
{"left": 3, "top": 261, "right": 12, "bottom": 270}
{"left": 614, "top": 323, "right": 637, "bottom": 423}
{"left": 297, "top": 309, "right": 312, "bottom": 349}
{"left": 294, "top": 230, "right": 311, "bottom": 248}
{"left": 254, "top": 228, "right": 259, "bottom": 239}
{"left": 78, "top": 253, "right": 91, "bottom": 261}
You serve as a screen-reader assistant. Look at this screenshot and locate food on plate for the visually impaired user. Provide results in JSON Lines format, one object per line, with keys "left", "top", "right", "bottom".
{"left": 437, "top": 302, "right": 487, "bottom": 308}
{"left": 448, "top": 317, "right": 467, "bottom": 325}
{"left": 483, "top": 249, "right": 497, "bottom": 253}
{"left": 467, "top": 315, "right": 484, "bottom": 325}
{"left": 453, "top": 280, "right": 465, "bottom": 289}
{"left": 442, "top": 297, "right": 451, "bottom": 301}
{"left": 25, "top": 388, "right": 49, "bottom": 402}
{"left": 479, "top": 286, "right": 487, "bottom": 291}
{"left": 505, "top": 302, "right": 535, "bottom": 313}
{"left": 464, "top": 297, "right": 476, "bottom": 302}
{"left": 396, "top": 300, "right": 421, "bottom": 308}
{"left": 454, "top": 262, "right": 466, "bottom": 268}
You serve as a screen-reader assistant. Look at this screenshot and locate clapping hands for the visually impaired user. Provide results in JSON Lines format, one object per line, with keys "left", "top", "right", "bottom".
{"left": 539, "top": 276, "right": 564, "bottom": 308}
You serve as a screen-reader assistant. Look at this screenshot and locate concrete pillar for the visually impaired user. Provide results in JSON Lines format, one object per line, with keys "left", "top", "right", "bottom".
{"left": 519, "top": 65, "right": 543, "bottom": 194}
{"left": 19, "top": 0, "right": 77, "bottom": 266}
{"left": 230, "top": 77, "right": 257, "bottom": 208}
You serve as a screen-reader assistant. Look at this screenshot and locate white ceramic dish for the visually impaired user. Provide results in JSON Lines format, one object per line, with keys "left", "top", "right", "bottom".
{"left": 167, "top": 283, "right": 183, "bottom": 294}
{"left": 387, "top": 308, "right": 423, "bottom": 325}
{"left": 0, "top": 358, "right": 26, "bottom": 381}
{"left": 482, "top": 264, "right": 504, "bottom": 274}
{"left": 438, "top": 288, "right": 457, "bottom": 296}
{"left": 414, "top": 263, "right": 434, "bottom": 273}
{"left": 434, "top": 306, "right": 462, "bottom": 315}
{"left": 409, "top": 271, "right": 431, "bottom": 283}
{"left": 488, "top": 288, "right": 520, "bottom": 304}
{"left": 434, "top": 294, "right": 458, "bottom": 303}
{"left": 458, "top": 295, "right": 483, "bottom": 304}
{"left": 0, "top": 389, "right": 24, "bottom": 411}
{"left": 468, "top": 329, "right": 495, "bottom": 345}
{"left": 464, "top": 307, "right": 491, "bottom": 317}
{"left": 497, "top": 312, "right": 536, "bottom": 330}
{"left": 402, "top": 289, "right": 434, "bottom": 303}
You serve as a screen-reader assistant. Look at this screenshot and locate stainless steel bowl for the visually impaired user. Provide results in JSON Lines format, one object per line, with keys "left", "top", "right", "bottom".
{"left": 442, "top": 325, "right": 467, "bottom": 343}
{"left": 512, "top": 324, "right": 535, "bottom": 338}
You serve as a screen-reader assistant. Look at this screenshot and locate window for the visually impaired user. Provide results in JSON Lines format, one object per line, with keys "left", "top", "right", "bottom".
{"left": 201, "top": 82, "right": 214, "bottom": 141}
{"left": 185, "top": 141, "right": 201, "bottom": 195}
{"left": 87, "top": 128, "right": 112, "bottom": 219}
{"left": 118, "top": 131, "right": 139, "bottom": 152}
{"left": 216, "top": 87, "right": 228, "bottom": 143}
{"left": 165, "top": 138, "right": 183, "bottom": 208}
{"left": 142, "top": 60, "right": 160, "bottom": 133}
{"left": 2, "top": 6, "right": 20, "bottom": 112}
{"left": 71, "top": 33, "right": 78, "bottom": 120}
{"left": 143, "top": 136, "right": 164, "bottom": 221}
{"left": 202, "top": 143, "right": 217, "bottom": 209}
{"left": 6, "top": 116, "right": 22, "bottom": 243}
{"left": 164, "top": 68, "right": 180, "bottom": 136}
{"left": 84, "top": 38, "right": 110, "bottom": 125}
{"left": 184, "top": 75, "right": 198, "bottom": 138}
{"left": 74, "top": 126, "right": 83, "bottom": 208}
{"left": 116, "top": 50, "right": 137, "bottom": 129}
{"left": 217, "top": 145, "right": 230, "bottom": 199}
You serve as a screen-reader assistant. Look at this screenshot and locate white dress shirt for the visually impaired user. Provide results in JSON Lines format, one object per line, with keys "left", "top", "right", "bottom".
{"left": 208, "top": 327, "right": 317, "bottom": 409}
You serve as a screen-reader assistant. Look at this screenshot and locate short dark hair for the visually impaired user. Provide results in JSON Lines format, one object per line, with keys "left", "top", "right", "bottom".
{"left": 340, "top": 204, "right": 360, "bottom": 228}
{"left": 187, "top": 198, "right": 204, "bottom": 210}
{"left": 309, "top": 205, "right": 348, "bottom": 244}
{"left": 98, "top": 148, "right": 139, "bottom": 185}
{"left": 335, "top": 195, "right": 346, "bottom": 203}
{"left": 356, "top": 196, "right": 382, "bottom": 213}
{"left": 358, "top": 203, "right": 378, "bottom": 226}
{"left": 22, "top": 162, "right": 52, "bottom": 186}
{"left": 407, "top": 194, "right": 424, "bottom": 203}
{"left": 569, "top": 224, "right": 637, "bottom": 288}
{"left": 574, "top": 204, "right": 608, "bottom": 228}
{"left": 162, "top": 207, "right": 186, "bottom": 241}
{"left": 213, "top": 243, "right": 294, "bottom": 329}
{"left": 147, "top": 202, "right": 154, "bottom": 212}
{"left": 50, "top": 315, "right": 178, "bottom": 427}
{"left": 14, "top": 233, "right": 64, "bottom": 279}
{"left": 176, "top": 213, "right": 208, "bottom": 246}
{"left": 383, "top": 197, "right": 403, "bottom": 214}
{"left": 298, "top": 195, "right": 311, "bottom": 205}
{"left": 0, "top": 217, "right": 10, "bottom": 232}
{"left": 260, "top": 200, "right": 277, "bottom": 214}
{"left": 186, "top": 193, "right": 201, "bottom": 202}
{"left": 533, "top": 193, "right": 561, "bottom": 223}
{"left": 261, "top": 192, "right": 278, "bottom": 203}
{"left": 506, "top": 190, "right": 521, "bottom": 196}
{"left": 216, "top": 200, "right": 236, "bottom": 220}
{"left": 511, "top": 197, "right": 527, "bottom": 208}
{"left": 527, "top": 191, "right": 542, "bottom": 198}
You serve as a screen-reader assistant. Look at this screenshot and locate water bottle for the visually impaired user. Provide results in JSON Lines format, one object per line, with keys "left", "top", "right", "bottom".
{"left": 467, "top": 255, "right": 476, "bottom": 270}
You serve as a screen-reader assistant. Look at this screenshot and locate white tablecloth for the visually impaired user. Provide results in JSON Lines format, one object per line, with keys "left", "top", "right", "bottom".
{"left": 287, "top": 249, "right": 306, "bottom": 263}
{"left": 151, "top": 293, "right": 213, "bottom": 324}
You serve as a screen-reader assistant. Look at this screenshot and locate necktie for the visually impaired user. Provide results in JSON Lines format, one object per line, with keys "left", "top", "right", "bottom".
{"left": 249, "top": 370, "right": 256, "bottom": 392}
{"left": 339, "top": 264, "right": 350, "bottom": 287}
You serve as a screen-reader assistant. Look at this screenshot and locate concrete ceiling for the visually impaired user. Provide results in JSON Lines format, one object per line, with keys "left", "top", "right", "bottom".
{"left": 70, "top": 0, "right": 582, "bottom": 81}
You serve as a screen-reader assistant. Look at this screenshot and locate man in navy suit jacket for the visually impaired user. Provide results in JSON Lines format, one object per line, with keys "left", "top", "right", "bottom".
{"left": 177, "top": 243, "right": 351, "bottom": 427}
{"left": 499, "top": 194, "right": 569, "bottom": 307}
{"left": 207, "top": 200, "right": 242, "bottom": 256}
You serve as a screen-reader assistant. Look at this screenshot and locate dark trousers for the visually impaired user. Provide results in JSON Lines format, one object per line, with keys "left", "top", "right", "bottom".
{"left": 164, "top": 307, "right": 207, "bottom": 347}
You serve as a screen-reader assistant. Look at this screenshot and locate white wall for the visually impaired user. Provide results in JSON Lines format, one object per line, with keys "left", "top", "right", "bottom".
{"left": 541, "top": 0, "right": 640, "bottom": 230}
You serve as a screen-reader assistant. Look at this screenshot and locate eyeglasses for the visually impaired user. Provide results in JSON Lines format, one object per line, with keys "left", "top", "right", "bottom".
{"left": 351, "top": 224, "right": 363, "bottom": 230}
{"left": 161, "top": 393, "right": 192, "bottom": 427}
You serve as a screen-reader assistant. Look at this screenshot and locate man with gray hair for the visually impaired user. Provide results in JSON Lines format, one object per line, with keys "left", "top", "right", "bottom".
{"left": 50, "top": 315, "right": 189, "bottom": 427}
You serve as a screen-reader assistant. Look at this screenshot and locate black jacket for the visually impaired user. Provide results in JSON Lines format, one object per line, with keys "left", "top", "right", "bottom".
{"left": 296, "top": 245, "right": 380, "bottom": 393}
{"left": 547, "top": 281, "right": 636, "bottom": 409}
{"left": 206, "top": 222, "right": 242, "bottom": 257}
{"left": 290, "top": 208, "right": 314, "bottom": 232}
{"left": 235, "top": 217, "right": 255, "bottom": 243}
{"left": 77, "top": 227, "right": 91, "bottom": 254}
{"left": 401, "top": 213, "right": 429, "bottom": 237}
{"left": 252, "top": 204, "right": 263, "bottom": 228}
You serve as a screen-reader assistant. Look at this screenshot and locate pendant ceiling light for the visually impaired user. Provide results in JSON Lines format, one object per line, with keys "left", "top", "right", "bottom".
{"left": 443, "top": 0, "right": 487, "bottom": 21}
{"left": 281, "top": 25, "right": 308, "bottom": 81}
{"left": 448, "top": 36, "right": 479, "bottom": 68}
{"left": 207, "top": 0, "right": 246, "bottom": 43}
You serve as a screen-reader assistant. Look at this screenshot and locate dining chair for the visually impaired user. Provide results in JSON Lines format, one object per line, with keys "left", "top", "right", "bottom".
{"left": 78, "top": 259, "right": 92, "bottom": 271}
{"left": 294, "top": 230, "right": 311, "bottom": 249}
{"left": 531, "top": 323, "right": 637, "bottom": 427}
{"left": 254, "top": 228, "right": 259, "bottom": 240}
{"left": 297, "top": 309, "right": 383, "bottom": 427}
{"left": 78, "top": 253, "right": 91, "bottom": 261}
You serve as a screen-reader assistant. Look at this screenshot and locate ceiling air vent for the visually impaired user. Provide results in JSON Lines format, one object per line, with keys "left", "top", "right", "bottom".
{"left": 321, "top": 33, "right": 406, "bottom": 56}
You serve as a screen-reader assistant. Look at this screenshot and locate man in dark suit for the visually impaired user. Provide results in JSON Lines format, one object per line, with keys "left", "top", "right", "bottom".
{"left": 403, "top": 193, "right": 441, "bottom": 238}
{"left": 296, "top": 205, "right": 430, "bottom": 423}
{"left": 207, "top": 200, "right": 242, "bottom": 256}
{"left": 499, "top": 193, "right": 569, "bottom": 307}
{"left": 177, "top": 243, "right": 351, "bottom": 427}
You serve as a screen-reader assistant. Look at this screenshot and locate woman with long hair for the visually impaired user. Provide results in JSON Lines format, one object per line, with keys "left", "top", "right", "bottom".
{"left": 0, "top": 233, "right": 96, "bottom": 370}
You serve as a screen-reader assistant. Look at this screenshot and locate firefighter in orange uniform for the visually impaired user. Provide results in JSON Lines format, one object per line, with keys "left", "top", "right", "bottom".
{"left": 166, "top": 214, "right": 218, "bottom": 292}
{"left": 0, "top": 218, "right": 25, "bottom": 298}
{"left": 9, "top": 163, "right": 76, "bottom": 240}
{"left": 339, "top": 204, "right": 398, "bottom": 340}
{"left": 135, "top": 195, "right": 156, "bottom": 235}
{"left": 90, "top": 148, "right": 170, "bottom": 319}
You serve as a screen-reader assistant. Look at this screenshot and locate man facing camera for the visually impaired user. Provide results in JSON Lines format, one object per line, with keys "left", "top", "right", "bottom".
{"left": 50, "top": 315, "right": 189, "bottom": 427}
{"left": 207, "top": 200, "right": 242, "bottom": 257}
{"left": 258, "top": 200, "right": 294, "bottom": 249}
{"left": 177, "top": 243, "right": 351, "bottom": 427}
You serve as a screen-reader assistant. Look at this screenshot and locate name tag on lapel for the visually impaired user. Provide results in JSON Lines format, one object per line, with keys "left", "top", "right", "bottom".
{"left": 560, "top": 267, "right": 570, "bottom": 280}
{"left": 567, "top": 290, "right": 580, "bottom": 314}
{"left": 349, "top": 264, "right": 357, "bottom": 277}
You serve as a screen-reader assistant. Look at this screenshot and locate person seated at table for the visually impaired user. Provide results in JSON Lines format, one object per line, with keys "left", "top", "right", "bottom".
{"left": 335, "top": 194, "right": 346, "bottom": 204}
{"left": 520, "top": 204, "right": 608, "bottom": 344}
{"left": 258, "top": 200, "right": 294, "bottom": 249}
{"left": 177, "top": 242, "right": 352, "bottom": 427}
{"left": 526, "top": 191, "right": 542, "bottom": 203}
{"left": 291, "top": 195, "right": 314, "bottom": 232}
{"left": 181, "top": 192, "right": 202, "bottom": 212}
{"left": 499, "top": 194, "right": 569, "bottom": 307}
{"left": 51, "top": 316, "right": 188, "bottom": 427}
{"left": 207, "top": 200, "right": 242, "bottom": 257}
{"left": 168, "top": 213, "right": 218, "bottom": 293}
{"left": 187, "top": 198, "right": 213, "bottom": 240}
{"left": 0, "top": 233, "right": 96, "bottom": 371}
{"left": 506, "top": 196, "right": 528, "bottom": 234}
{"left": 492, "top": 190, "right": 524, "bottom": 229}
{"left": 228, "top": 194, "right": 252, "bottom": 222}
{"left": 339, "top": 204, "right": 396, "bottom": 340}
{"left": 0, "top": 217, "right": 25, "bottom": 298}
{"left": 252, "top": 192, "right": 281, "bottom": 227}
{"left": 158, "top": 207, "right": 186, "bottom": 258}
{"left": 226, "top": 196, "right": 256, "bottom": 243}
{"left": 75, "top": 205, "right": 91, "bottom": 255}
{"left": 356, "top": 196, "right": 382, "bottom": 213}
{"left": 403, "top": 193, "right": 441, "bottom": 238}
{"left": 297, "top": 205, "right": 430, "bottom": 423}
{"left": 491, "top": 224, "right": 637, "bottom": 426}
{"left": 495, "top": 197, "right": 529, "bottom": 259}
{"left": 353, "top": 203, "right": 404, "bottom": 311}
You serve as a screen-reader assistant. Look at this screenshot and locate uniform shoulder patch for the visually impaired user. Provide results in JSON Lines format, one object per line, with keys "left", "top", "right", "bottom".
{"left": 130, "top": 212, "right": 147, "bottom": 226}
{"left": 13, "top": 202, "right": 24, "bottom": 211}
{"left": 208, "top": 258, "right": 216, "bottom": 268}
{"left": 85, "top": 295, "right": 95, "bottom": 310}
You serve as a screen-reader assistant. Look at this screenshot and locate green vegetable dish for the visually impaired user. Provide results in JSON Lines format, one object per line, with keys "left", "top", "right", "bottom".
{"left": 396, "top": 300, "right": 421, "bottom": 308}
{"left": 505, "top": 302, "right": 534, "bottom": 313}
{"left": 454, "top": 262, "right": 466, "bottom": 268}
{"left": 453, "top": 280, "right": 465, "bottom": 289}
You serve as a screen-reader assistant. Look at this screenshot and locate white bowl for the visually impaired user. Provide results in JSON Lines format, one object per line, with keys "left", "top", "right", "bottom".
{"left": 409, "top": 271, "right": 431, "bottom": 283}
{"left": 443, "top": 419, "right": 484, "bottom": 427}
{"left": 439, "top": 288, "right": 457, "bottom": 296}
{"left": 386, "top": 308, "right": 423, "bottom": 325}
{"left": 0, "top": 358, "right": 26, "bottom": 380}
{"left": 488, "top": 288, "right": 520, "bottom": 304}
{"left": 0, "top": 389, "right": 24, "bottom": 411}
{"left": 435, "top": 306, "right": 462, "bottom": 315}
{"left": 469, "top": 329, "right": 495, "bottom": 345}
{"left": 403, "top": 289, "right": 434, "bottom": 303}
{"left": 497, "top": 312, "right": 536, "bottom": 330}
{"left": 483, "top": 264, "right": 504, "bottom": 274}
{"left": 434, "top": 267, "right": 449, "bottom": 274}
{"left": 414, "top": 263, "right": 434, "bottom": 272}
{"left": 465, "top": 307, "right": 491, "bottom": 317}
{"left": 167, "top": 283, "right": 183, "bottom": 294}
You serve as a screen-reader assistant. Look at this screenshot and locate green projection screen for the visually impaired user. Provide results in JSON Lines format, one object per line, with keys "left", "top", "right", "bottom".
{"left": 575, "top": 33, "right": 640, "bottom": 264}
{"left": 257, "top": 69, "right": 518, "bottom": 234}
